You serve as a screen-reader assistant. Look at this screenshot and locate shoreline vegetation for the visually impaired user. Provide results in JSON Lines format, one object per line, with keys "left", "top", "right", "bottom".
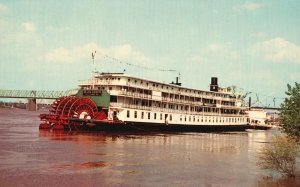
{"left": 257, "top": 82, "right": 300, "bottom": 182}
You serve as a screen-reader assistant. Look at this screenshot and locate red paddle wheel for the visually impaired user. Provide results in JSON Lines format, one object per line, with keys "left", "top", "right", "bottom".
{"left": 39, "top": 96, "right": 106, "bottom": 130}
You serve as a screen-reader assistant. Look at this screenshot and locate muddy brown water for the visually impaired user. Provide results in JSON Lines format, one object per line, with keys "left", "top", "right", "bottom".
{"left": 0, "top": 108, "right": 299, "bottom": 187}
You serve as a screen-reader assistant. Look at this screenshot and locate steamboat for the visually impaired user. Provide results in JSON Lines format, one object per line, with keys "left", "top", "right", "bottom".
{"left": 39, "top": 72, "right": 249, "bottom": 131}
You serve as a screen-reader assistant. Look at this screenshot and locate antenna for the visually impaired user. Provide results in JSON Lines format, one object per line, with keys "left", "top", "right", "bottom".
{"left": 91, "top": 51, "right": 96, "bottom": 89}
{"left": 92, "top": 51, "right": 96, "bottom": 72}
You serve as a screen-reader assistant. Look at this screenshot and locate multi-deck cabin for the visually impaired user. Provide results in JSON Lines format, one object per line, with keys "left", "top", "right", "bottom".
{"left": 78, "top": 72, "right": 248, "bottom": 128}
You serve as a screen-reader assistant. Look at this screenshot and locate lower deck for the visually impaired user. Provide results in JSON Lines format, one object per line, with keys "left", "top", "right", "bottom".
{"left": 110, "top": 108, "right": 248, "bottom": 126}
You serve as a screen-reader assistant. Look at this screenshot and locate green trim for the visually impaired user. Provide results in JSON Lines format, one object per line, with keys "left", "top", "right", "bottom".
{"left": 76, "top": 89, "right": 110, "bottom": 108}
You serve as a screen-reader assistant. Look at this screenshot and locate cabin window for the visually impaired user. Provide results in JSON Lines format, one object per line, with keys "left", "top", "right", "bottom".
{"left": 189, "top": 116, "right": 191, "bottom": 122}
{"left": 127, "top": 110, "right": 130, "bottom": 118}
{"left": 141, "top": 112, "right": 144, "bottom": 119}
{"left": 170, "top": 114, "right": 172, "bottom": 121}
{"left": 109, "top": 87, "right": 112, "bottom": 90}
{"left": 154, "top": 113, "right": 157, "bottom": 119}
{"left": 193, "top": 116, "right": 195, "bottom": 122}
{"left": 134, "top": 111, "right": 137, "bottom": 118}
{"left": 118, "top": 78, "right": 120, "bottom": 81}
{"left": 110, "top": 95, "right": 117, "bottom": 102}
{"left": 148, "top": 112, "right": 150, "bottom": 119}
{"left": 160, "top": 113, "right": 162, "bottom": 120}
{"left": 184, "top": 116, "right": 186, "bottom": 121}
{"left": 180, "top": 115, "right": 182, "bottom": 121}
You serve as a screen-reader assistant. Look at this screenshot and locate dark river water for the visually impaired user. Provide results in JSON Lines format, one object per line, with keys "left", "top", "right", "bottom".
{"left": 0, "top": 108, "right": 299, "bottom": 187}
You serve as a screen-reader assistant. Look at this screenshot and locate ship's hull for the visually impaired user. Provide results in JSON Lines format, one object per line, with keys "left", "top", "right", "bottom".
{"left": 67, "top": 118, "right": 250, "bottom": 132}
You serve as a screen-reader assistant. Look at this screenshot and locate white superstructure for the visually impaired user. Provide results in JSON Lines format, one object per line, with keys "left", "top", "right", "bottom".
{"left": 78, "top": 72, "right": 248, "bottom": 127}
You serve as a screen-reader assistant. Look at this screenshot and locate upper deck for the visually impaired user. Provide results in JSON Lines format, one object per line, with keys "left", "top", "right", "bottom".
{"left": 78, "top": 72, "right": 237, "bottom": 100}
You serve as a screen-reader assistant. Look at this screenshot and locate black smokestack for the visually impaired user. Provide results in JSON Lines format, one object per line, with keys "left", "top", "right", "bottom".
{"left": 249, "top": 97, "right": 251, "bottom": 108}
{"left": 210, "top": 77, "right": 218, "bottom": 92}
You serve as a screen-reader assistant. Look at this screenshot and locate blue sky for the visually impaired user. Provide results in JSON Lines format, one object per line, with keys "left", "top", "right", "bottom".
{"left": 0, "top": 0, "right": 300, "bottom": 106}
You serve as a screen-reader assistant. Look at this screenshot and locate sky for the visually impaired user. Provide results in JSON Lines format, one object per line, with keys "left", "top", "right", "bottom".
{"left": 0, "top": 0, "right": 300, "bottom": 106}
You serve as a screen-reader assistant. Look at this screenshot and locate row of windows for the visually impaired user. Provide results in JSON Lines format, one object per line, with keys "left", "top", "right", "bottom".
{"left": 127, "top": 110, "right": 173, "bottom": 121}
{"left": 179, "top": 115, "right": 245, "bottom": 123}
{"left": 126, "top": 110, "right": 245, "bottom": 123}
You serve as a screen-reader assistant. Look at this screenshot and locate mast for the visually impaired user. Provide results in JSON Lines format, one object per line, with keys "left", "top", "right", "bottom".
{"left": 91, "top": 51, "right": 96, "bottom": 89}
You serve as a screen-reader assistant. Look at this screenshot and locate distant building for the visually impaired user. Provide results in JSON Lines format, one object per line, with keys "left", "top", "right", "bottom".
{"left": 246, "top": 109, "right": 267, "bottom": 125}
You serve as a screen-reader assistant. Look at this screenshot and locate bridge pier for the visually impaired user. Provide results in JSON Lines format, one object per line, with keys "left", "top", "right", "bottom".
{"left": 27, "top": 98, "right": 37, "bottom": 111}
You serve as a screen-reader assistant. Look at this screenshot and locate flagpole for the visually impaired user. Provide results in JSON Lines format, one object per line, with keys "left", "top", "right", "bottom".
{"left": 92, "top": 51, "right": 96, "bottom": 89}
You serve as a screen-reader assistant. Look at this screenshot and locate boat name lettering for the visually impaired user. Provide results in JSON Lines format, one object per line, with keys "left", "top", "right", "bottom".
{"left": 83, "top": 90, "right": 102, "bottom": 96}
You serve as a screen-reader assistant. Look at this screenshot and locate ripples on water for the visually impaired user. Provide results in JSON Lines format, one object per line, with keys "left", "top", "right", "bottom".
{"left": 0, "top": 108, "right": 298, "bottom": 187}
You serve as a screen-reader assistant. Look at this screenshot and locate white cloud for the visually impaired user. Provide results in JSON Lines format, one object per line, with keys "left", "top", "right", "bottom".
{"left": 233, "top": 2, "right": 266, "bottom": 12}
{"left": 21, "top": 22, "right": 36, "bottom": 32}
{"left": 45, "top": 43, "right": 147, "bottom": 64}
{"left": 250, "top": 37, "right": 300, "bottom": 63}
{"left": 0, "top": 4, "right": 8, "bottom": 14}
{"left": 192, "top": 42, "right": 240, "bottom": 63}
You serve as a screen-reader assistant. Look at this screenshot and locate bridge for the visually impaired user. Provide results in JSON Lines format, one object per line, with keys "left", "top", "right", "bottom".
{"left": 250, "top": 106, "right": 280, "bottom": 111}
{"left": 0, "top": 89, "right": 78, "bottom": 110}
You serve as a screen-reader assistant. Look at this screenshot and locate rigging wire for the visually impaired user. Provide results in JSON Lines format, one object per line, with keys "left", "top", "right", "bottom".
{"left": 102, "top": 55, "right": 179, "bottom": 73}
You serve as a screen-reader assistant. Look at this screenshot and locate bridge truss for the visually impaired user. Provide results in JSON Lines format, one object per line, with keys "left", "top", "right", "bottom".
{"left": 0, "top": 89, "right": 78, "bottom": 99}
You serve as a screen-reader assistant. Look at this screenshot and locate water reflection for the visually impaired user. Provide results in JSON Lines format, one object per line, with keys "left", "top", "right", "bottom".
{"left": 38, "top": 130, "right": 276, "bottom": 161}
{"left": 49, "top": 161, "right": 109, "bottom": 170}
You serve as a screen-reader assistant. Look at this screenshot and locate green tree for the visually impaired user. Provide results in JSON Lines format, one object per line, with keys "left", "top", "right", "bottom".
{"left": 280, "top": 82, "right": 300, "bottom": 139}
{"left": 257, "top": 135, "right": 298, "bottom": 177}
